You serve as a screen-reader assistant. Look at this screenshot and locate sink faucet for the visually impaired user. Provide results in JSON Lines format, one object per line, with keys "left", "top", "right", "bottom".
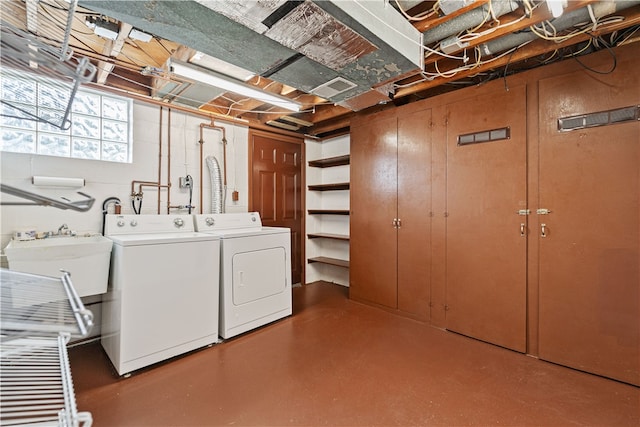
{"left": 57, "top": 223, "right": 69, "bottom": 235}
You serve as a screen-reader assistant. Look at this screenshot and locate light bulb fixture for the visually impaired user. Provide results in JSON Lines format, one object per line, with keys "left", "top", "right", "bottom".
{"left": 169, "top": 60, "right": 302, "bottom": 112}
{"left": 546, "top": 0, "right": 566, "bottom": 18}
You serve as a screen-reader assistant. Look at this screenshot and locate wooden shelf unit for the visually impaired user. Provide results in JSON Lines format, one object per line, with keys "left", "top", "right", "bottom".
{"left": 308, "top": 209, "right": 350, "bottom": 215}
{"left": 308, "top": 182, "right": 350, "bottom": 191}
{"left": 307, "top": 233, "right": 350, "bottom": 241}
{"left": 308, "top": 154, "right": 350, "bottom": 168}
{"left": 307, "top": 256, "right": 350, "bottom": 268}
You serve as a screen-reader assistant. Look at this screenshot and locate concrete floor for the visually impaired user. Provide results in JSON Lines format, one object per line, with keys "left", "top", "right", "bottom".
{"left": 69, "top": 281, "right": 640, "bottom": 426}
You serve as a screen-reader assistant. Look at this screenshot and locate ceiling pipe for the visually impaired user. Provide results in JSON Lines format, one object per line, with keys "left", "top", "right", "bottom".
{"left": 480, "top": 1, "right": 640, "bottom": 55}
{"left": 422, "top": 0, "right": 519, "bottom": 45}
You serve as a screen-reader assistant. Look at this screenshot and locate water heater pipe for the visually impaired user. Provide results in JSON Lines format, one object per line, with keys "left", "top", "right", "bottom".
{"left": 199, "top": 120, "right": 228, "bottom": 214}
{"left": 130, "top": 107, "right": 171, "bottom": 214}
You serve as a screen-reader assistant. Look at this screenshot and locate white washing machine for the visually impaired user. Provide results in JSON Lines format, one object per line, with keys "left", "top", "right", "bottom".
{"left": 193, "top": 212, "right": 292, "bottom": 339}
{"left": 102, "top": 214, "right": 220, "bottom": 376}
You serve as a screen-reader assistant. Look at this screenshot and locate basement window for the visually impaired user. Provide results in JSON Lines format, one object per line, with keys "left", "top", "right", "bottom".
{"left": 0, "top": 68, "right": 132, "bottom": 163}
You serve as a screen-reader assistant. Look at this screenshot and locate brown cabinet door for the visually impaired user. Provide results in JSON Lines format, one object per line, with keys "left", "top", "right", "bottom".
{"left": 250, "top": 130, "right": 303, "bottom": 285}
{"left": 397, "top": 108, "right": 432, "bottom": 321}
{"left": 538, "top": 67, "right": 639, "bottom": 385}
{"left": 445, "top": 86, "right": 528, "bottom": 352}
{"left": 350, "top": 112, "right": 398, "bottom": 308}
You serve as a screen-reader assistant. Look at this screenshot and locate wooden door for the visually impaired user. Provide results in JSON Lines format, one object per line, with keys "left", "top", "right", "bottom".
{"left": 350, "top": 111, "right": 398, "bottom": 308}
{"left": 249, "top": 130, "right": 303, "bottom": 285}
{"left": 397, "top": 107, "right": 432, "bottom": 320}
{"left": 538, "top": 66, "right": 639, "bottom": 385}
{"left": 445, "top": 86, "right": 528, "bottom": 352}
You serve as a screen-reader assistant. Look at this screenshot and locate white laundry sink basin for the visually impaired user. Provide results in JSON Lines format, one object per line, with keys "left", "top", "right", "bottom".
{"left": 4, "top": 235, "right": 113, "bottom": 297}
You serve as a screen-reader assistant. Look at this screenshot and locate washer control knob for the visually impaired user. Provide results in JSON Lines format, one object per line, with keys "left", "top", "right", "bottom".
{"left": 117, "top": 220, "right": 125, "bottom": 227}
{"left": 251, "top": 216, "right": 257, "bottom": 222}
{"left": 205, "top": 217, "right": 215, "bottom": 226}
{"left": 130, "top": 220, "right": 138, "bottom": 227}
{"left": 174, "top": 218, "right": 185, "bottom": 228}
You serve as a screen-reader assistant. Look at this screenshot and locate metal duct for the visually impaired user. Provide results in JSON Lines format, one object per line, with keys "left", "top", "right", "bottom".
{"left": 480, "top": 1, "right": 640, "bottom": 55}
{"left": 422, "top": 0, "right": 519, "bottom": 45}
{"left": 206, "top": 155, "right": 224, "bottom": 214}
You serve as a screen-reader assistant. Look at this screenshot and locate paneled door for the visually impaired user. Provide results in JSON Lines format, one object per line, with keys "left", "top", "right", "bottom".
{"left": 350, "top": 111, "right": 398, "bottom": 308}
{"left": 249, "top": 130, "right": 303, "bottom": 285}
{"left": 350, "top": 106, "right": 432, "bottom": 320}
{"left": 397, "top": 107, "right": 432, "bottom": 320}
{"left": 538, "top": 65, "right": 639, "bottom": 385}
{"left": 446, "top": 85, "right": 528, "bottom": 352}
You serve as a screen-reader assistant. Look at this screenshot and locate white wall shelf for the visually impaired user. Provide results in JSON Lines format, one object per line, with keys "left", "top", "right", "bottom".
{"left": 305, "top": 136, "right": 350, "bottom": 286}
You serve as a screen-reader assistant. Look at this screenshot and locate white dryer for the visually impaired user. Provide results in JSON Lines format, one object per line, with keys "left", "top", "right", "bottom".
{"left": 193, "top": 212, "right": 292, "bottom": 339}
{"left": 102, "top": 214, "right": 220, "bottom": 376}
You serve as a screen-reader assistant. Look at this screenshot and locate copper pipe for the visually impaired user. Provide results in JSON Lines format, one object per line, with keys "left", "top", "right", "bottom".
{"left": 198, "top": 120, "right": 227, "bottom": 214}
{"left": 167, "top": 108, "right": 172, "bottom": 214}
{"left": 157, "top": 106, "right": 163, "bottom": 214}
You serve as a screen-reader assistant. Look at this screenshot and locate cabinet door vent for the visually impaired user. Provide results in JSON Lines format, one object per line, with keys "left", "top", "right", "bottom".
{"left": 558, "top": 105, "right": 639, "bottom": 132}
{"left": 457, "top": 126, "right": 510, "bottom": 146}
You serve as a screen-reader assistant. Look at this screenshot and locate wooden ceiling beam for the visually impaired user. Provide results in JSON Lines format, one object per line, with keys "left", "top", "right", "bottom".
{"left": 96, "top": 23, "right": 132, "bottom": 84}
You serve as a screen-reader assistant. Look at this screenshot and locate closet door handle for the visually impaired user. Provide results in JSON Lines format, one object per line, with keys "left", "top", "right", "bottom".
{"left": 541, "top": 223, "right": 547, "bottom": 238}
{"left": 520, "top": 223, "right": 526, "bottom": 237}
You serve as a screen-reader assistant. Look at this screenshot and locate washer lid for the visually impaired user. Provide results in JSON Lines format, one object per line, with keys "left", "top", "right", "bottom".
{"left": 108, "top": 232, "right": 219, "bottom": 246}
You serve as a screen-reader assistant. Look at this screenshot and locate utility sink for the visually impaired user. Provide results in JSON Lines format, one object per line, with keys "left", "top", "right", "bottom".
{"left": 4, "top": 235, "right": 113, "bottom": 297}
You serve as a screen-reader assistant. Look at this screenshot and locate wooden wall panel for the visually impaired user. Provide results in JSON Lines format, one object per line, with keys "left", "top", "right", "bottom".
{"left": 350, "top": 112, "right": 398, "bottom": 308}
{"left": 397, "top": 107, "right": 432, "bottom": 321}
{"left": 444, "top": 86, "right": 528, "bottom": 353}
{"left": 537, "top": 58, "right": 639, "bottom": 385}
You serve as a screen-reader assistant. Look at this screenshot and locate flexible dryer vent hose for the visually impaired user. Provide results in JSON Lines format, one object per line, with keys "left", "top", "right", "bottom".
{"left": 206, "top": 155, "right": 225, "bottom": 214}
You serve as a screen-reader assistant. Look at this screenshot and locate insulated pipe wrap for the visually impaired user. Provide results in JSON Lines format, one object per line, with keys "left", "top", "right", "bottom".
{"left": 423, "top": 0, "right": 519, "bottom": 45}
{"left": 206, "top": 155, "right": 224, "bottom": 214}
{"left": 480, "top": 1, "right": 640, "bottom": 55}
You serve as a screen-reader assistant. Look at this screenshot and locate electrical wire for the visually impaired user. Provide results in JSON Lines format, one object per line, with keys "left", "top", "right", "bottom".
{"left": 572, "top": 36, "right": 617, "bottom": 74}
{"left": 393, "top": 0, "right": 439, "bottom": 22}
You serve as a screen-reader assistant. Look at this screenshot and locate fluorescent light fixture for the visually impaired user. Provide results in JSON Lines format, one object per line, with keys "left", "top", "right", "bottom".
{"left": 190, "top": 51, "right": 255, "bottom": 82}
{"left": 170, "top": 60, "right": 301, "bottom": 112}
{"left": 547, "top": 0, "right": 566, "bottom": 18}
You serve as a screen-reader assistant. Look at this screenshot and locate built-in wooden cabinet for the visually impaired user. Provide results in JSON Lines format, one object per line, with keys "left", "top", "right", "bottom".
{"left": 536, "top": 61, "right": 639, "bottom": 386}
{"left": 347, "top": 45, "right": 638, "bottom": 386}
{"left": 444, "top": 86, "right": 528, "bottom": 353}
{"left": 350, "top": 105, "right": 432, "bottom": 322}
{"left": 305, "top": 138, "right": 350, "bottom": 285}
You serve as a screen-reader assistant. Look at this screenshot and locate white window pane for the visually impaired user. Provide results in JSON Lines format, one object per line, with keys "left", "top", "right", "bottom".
{"left": 102, "top": 141, "right": 128, "bottom": 162}
{"left": 103, "top": 97, "right": 128, "bottom": 120}
{"left": 1, "top": 75, "right": 36, "bottom": 104}
{"left": 38, "top": 133, "right": 70, "bottom": 156}
{"left": 72, "top": 138, "right": 101, "bottom": 159}
{"left": 73, "top": 92, "right": 101, "bottom": 115}
{"left": 102, "top": 119, "right": 127, "bottom": 142}
{"left": 72, "top": 114, "right": 100, "bottom": 138}
{"left": 38, "top": 84, "right": 70, "bottom": 110}
{"left": 0, "top": 104, "right": 37, "bottom": 129}
{"left": 0, "top": 128, "right": 36, "bottom": 153}
{"left": 38, "top": 108, "right": 71, "bottom": 134}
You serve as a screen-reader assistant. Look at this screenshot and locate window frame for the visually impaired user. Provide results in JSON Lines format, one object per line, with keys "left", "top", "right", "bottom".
{"left": 0, "top": 70, "right": 133, "bottom": 163}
